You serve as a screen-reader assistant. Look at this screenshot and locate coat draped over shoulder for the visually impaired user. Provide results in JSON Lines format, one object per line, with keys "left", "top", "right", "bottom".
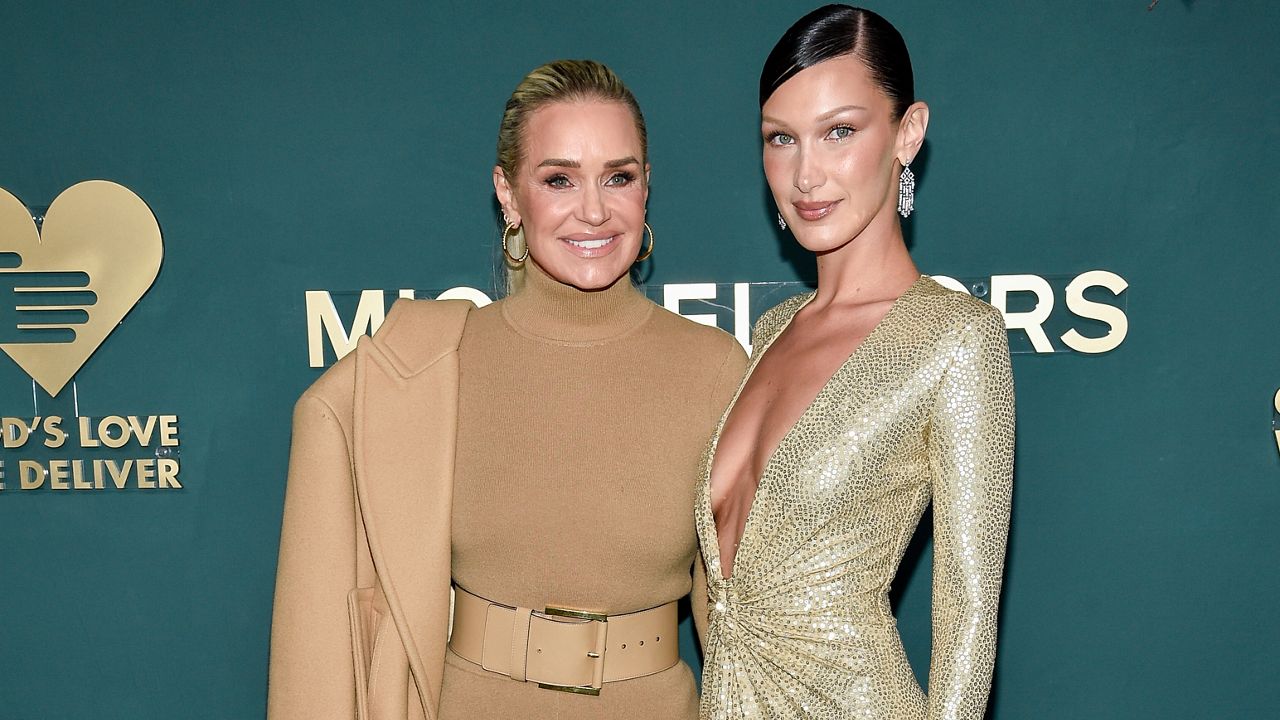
{"left": 268, "top": 299, "right": 473, "bottom": 720}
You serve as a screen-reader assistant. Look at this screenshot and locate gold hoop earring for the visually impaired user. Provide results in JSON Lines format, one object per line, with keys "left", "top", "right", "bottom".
{"left": 502, "top": 222, "right": 528, "bottom": 263}
{"left": 635, "top": 222, "right": 655, "bottom": 262}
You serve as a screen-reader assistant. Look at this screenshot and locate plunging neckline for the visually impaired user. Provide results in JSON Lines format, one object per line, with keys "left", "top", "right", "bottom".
{"left": 705, "top": 275, "right": 927, "bottom": 582}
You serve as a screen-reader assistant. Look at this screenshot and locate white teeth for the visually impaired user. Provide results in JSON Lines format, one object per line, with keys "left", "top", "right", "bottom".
{"left": 567, "top": 236, "right": 614, "bottom": 250}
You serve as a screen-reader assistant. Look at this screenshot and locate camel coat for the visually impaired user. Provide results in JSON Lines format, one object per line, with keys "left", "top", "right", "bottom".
{"left": 268, "top": 299, "right": 473, "bottom": 720}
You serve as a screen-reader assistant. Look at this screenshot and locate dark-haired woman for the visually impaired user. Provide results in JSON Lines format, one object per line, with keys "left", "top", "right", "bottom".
{"left": 696, "top": 5, "right": 1014, "bottom": 719}
{"left": 269, "top": 60, "right": 747, "bottom": 720}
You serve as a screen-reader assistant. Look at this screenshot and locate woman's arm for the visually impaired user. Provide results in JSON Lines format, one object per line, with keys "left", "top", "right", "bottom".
{"left": 925, "top": 305, "right": 1015, "bottom": 720}
{"left": 267, "top": 391, "right": 359, "bottom": 719}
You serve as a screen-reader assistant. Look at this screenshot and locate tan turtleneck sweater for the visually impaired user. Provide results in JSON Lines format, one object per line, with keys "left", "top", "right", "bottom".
{"left": 436, "top": 261, "right": 746, "bottom": 719}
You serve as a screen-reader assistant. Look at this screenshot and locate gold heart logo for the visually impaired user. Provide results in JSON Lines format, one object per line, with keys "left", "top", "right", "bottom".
{"left": 0, "top": 181, "right": 163, "bottom": 396}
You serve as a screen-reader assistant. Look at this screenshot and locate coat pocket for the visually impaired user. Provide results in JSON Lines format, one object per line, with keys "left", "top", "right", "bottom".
{"left": 348, "top": 587, "right": 385, "bottom": 720}
{"left": 349, "top": 587, "right": 414, "bottom": 720}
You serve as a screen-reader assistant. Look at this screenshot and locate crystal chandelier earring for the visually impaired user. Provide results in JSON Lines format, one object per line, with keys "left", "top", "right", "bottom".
{"left": 897, "top": 160, "right": 915, "bottom": 218}
{"left": 777, "top": 212, "right": 787, "bottom": 230}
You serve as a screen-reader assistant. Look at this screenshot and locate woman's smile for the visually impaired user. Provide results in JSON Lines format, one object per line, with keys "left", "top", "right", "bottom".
{"left": 562, "top": 232, "right": 621, "bottom": 257}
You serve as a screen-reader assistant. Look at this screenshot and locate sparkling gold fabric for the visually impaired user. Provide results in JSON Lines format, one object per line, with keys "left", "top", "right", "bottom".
{"left": 696, "top": 277, "right": 1015, "bottom": 720}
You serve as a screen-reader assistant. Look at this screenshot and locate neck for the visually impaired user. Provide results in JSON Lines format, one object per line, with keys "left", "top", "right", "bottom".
{"left": 812, "top": 205, "right": 919, "bottom": 308}
{"left": 502, "top": 259, "right": 651, "bottom": 343}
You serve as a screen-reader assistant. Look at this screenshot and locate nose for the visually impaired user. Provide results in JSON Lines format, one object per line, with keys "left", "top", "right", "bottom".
{"left": 794, "top": 148, "right": 825, "bottom": 194}
{"left": 578, "top": 182, "right": 609, "bottom": 226}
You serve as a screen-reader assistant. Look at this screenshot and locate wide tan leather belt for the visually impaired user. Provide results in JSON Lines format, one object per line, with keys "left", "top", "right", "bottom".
{"left": 449, "top": 585, "right": 680, "bottom": 695}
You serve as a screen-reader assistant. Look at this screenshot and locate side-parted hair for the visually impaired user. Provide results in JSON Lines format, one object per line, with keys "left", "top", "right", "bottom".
{"left": 760, "top": 4, "right": 914, "bottom": 119}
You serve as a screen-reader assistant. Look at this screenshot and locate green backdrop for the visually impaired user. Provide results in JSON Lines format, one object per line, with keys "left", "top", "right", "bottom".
{"left": 2, "top": 1, "right": 1278, "bottom": 718}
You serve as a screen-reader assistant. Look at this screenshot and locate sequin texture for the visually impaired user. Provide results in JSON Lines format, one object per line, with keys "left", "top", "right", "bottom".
{"left": 696, "top": 278, "right": 1015, "bottom": 720}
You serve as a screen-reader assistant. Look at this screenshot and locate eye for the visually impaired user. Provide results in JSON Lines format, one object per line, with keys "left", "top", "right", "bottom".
{"left": 544, "top": 174, "right": 572, "bottom": 189}
{"left": 606, "top": 171, "right": 636, "bottom": 187}
{"left": 826, "top": 125, "right": 856, "bottom": 141}
{"left": 765, "top": 131, "right": 795, "bottom": 147}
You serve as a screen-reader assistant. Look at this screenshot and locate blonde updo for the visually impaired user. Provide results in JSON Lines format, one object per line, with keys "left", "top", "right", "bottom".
{"left": 497, "top": 59, "right": 647, "bottom": 184}
{"left": 495, "top": 59, "right": 648, "bottom": 287}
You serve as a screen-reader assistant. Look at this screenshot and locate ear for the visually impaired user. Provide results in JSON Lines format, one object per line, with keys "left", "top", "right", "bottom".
{"left": 895, "top": 101, "right": 929, "bottom": 165}
{"left": 493, "top": 165, "right": 520, "bottom": 226}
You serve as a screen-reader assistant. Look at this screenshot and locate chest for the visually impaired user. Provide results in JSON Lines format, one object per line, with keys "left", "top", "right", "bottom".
{"left": 449, "top": 329, "right": 720, "bottom": 601}
{"left": 713, "top": 305, "right": 891, "bottom": 494}
{"left": 743, "top": 329, "right": 874, "bottom": 453}
{"left": 711, "top": 316, "right": 951, "bottom": 511}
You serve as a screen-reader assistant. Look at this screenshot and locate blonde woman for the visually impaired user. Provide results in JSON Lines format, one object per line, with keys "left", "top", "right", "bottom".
{"left": 268, "top": 60, "right": 747, "bottom": 719}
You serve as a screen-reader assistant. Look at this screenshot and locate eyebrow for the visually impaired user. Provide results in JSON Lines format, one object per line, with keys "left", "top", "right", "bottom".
{"left": 536, "top": 156, "right": 640, "bottom": 169}
{"left": 762, "top": 105, "right": 869, "bottom": 127}
{"left": 816, "top": 104, "right": 869, "bottom": 121}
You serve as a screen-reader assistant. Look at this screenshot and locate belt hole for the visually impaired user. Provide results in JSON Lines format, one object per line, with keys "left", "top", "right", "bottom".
{"left": 639, "top": 640, "right": 645, "bottom": 646}
{"left": 536, "top": 648, "right": 542, "bottom": 654}
{"left": 621, "top": 643, "right": 627, "bottom": 649}
{"left": 656, "top": 636, "right": 661, "bottom": 642}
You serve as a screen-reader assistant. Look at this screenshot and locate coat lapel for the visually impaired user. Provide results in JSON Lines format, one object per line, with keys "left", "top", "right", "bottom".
{"left": 350, "top": 299, "right": 470, "bottom": 718}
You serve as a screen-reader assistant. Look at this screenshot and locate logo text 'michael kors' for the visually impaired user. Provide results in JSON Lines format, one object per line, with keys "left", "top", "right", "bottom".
{"left": 304, "top": 271, "right": 1130, "bottom": 368}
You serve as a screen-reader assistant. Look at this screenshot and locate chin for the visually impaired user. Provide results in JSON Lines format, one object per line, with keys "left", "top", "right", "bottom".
{"left": 547, "top": 260, "right": 632, "bottom": 291}
{"left": 792, "top": 225, "right": 858, "bottom": 254}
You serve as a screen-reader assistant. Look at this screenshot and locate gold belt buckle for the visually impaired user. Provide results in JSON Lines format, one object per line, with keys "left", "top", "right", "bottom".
{"left": 536, "top": 605, "right": 608, "bottom": 696}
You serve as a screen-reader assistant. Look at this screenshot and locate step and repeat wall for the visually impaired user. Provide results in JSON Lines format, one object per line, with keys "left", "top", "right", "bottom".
{"left": 2, "top": 1, "right": 1277, "bottom": 718}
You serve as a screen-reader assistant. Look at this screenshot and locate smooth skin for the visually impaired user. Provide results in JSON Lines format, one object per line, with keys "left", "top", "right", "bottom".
{"left": 709, "top": 54, "right": 929, "bottom": 579}
{"left": 493, "top": 100, "right": 651, "bottom": 291}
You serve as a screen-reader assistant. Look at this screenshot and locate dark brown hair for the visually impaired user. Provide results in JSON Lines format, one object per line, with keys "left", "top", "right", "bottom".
{"left": 760, "top": 5, "right": 914, "bottom": 119}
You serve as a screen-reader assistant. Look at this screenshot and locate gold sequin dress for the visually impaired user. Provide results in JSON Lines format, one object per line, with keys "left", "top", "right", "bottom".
{"left": 696, "top": 277, "right": 1015, "bottom": 720}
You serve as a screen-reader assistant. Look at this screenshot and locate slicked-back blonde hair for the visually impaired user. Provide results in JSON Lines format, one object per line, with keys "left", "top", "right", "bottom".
{"left": 497, "top": 59, "right": 647, "bottom": 183}
{"left": 495, "top": 59, "right": 648, "bottom": 291}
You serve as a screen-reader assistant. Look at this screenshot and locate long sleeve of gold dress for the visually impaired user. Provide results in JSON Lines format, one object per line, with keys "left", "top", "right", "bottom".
{"left": 696, "top": 277, "right": 1015, "bottom": 720}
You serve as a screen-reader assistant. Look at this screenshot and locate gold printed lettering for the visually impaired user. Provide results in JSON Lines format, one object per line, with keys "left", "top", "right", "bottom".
{"left": 1061, "top": 270, "right": 1129, "bottom": 354}
{"left": 734, "top": 282, "right": 753, "bottom": 354}
{"left": 127, "top": 415, "right": 157, "bottom": 446}
{"left": 2, "top": 417, "right": 33, "bottom": 448}
{"left": 19, "top": 460, "right": 44, "bottom": 489}
{"left": 663, "top": 283, "right": 719, "bottom": 327}
{"left": 158, "top": 459, "right": 181, "bottom": 488}
{"left": 94, "top": 459, "right": 105, "bottom": 489}
{"left": 136, "top": 459, "right": 156, "bottom": 489}
{"left": 306, "top": 289, "right": 386, "bottom": 367}
{"left": 158, "top": 416, "right": 179, "bottom": 446}
{"left": 990, "top": 274, "right": 1055, "bottom": 353}
{"left": 49, "top": 459, "right": 70, "bottom": 490}
{"left": 43, "top": 416, "right": 68, "bottom": 448}
{"left": 99, "top": 416, "right": 129, "bottom": 449}
{"left": 71, "top": 460, "right": 92, "bottom": 489}
{"left": 79, "top": 416, "right": 100, "bottom": 447}
{"left": 106, "top": 460, "right": 132, "bottom": 489}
